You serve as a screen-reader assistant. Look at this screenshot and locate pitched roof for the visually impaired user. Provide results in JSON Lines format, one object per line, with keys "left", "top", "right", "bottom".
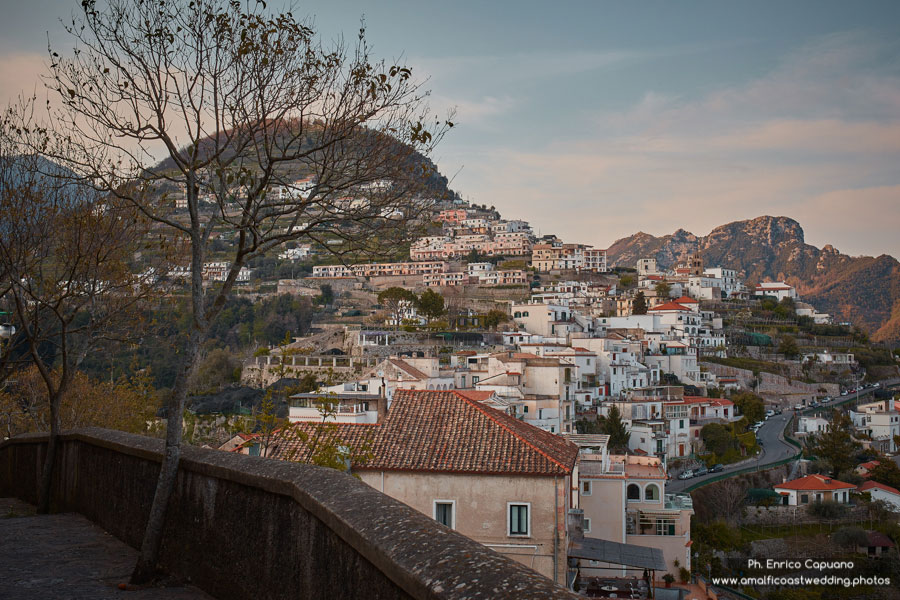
{"left": 454, "top": 389, "right": 496, "bottom": 402}
{"left": 674, "top": 296, "right": 699, "bottom": 304}
{"left": 858, "top": 460, "right": 880, "bottom": 471}
{"left": 648, "top": 301, "right": 691, "bottom": 312}
{"left": 359, "top": 389, "right": 578, "bottom": 476}
{"left": 858, "top": 480, "right": 900, "bottom": 496}
{"left": 865, "top": 531, "right": 895, "bottom": 548}
{"left": 774, "top": 474, "right": 856, "bottom": 491}
{"left": 388, "top": 359, "right": 429, "bottom": 380}
{"left": 269, "top": 422, "right": 380, "bottom": 462}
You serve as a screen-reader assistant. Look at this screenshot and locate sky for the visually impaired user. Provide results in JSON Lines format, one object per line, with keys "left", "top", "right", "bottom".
{"left": 2, "top": 1, "right": 899, "bottom": 257}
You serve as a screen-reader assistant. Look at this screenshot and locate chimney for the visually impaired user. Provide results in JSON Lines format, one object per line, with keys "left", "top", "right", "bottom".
{"left": 376, "top": 378, "right": 388, "bottom": 422}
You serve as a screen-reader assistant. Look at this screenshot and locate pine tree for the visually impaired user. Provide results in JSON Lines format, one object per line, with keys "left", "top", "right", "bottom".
{"left": 632, "top": 291, "right": 648, "bottom": 315}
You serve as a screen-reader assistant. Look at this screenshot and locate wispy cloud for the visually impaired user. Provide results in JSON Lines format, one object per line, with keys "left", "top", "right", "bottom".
{"left": 463, "top": 32, "right": 900, "bottom": 257}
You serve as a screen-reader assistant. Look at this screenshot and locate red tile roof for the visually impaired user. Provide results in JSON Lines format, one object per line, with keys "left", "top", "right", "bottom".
{"left": 774, "top": 474, "right": 856, "bottom": 491}
{"left": 270, "top": 422, "right": 380, "bottom": 462}
{"left": 358, "top": 390, "right": 578, "bottom": 476}
{"left": 858, "top": 480, "right": 900, "bottom": 496}
{"left": 648, "top": 301, "right": 691, "bottom": 312}
{"left": 858, "top": 460, "right": 880, "bottom": 472}
{"left": 454, "top": 389, "right": 496, "bottom": 402}
{"left": 866, "top": 530, "right": 895, "bottom": 548}
{"left": 674, "top": 296, "right": 699, "bottom": 304}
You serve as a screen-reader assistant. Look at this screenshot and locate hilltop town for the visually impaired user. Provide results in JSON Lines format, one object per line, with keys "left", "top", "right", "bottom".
{"left": 184, "top": 188, "right": 900, "bottom": 599}
{"left": 2, "top": 2, "right": 899, "bottom": 599}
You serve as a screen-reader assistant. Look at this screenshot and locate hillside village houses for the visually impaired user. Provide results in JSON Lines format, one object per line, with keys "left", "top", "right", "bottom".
{"left": 239, "top": 389, "right": 693, "bottom": 582}
{"left": 168, "top": 261, "right": 251, "bottom": 284}
{"left": 849, "top": 399, "right": 900, "bottom": 453}
{"left": 231, "top": 201, "right": 851, "bottom": 590}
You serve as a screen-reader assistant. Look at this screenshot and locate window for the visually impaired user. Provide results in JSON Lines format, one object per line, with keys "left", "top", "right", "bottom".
{"left": 644, "top": 484, "right": 659, "bottom": 502}
{"left": 582, "top": 480, "right": 592, "bottom": 496}
{"left": 800, "top": 494, "right": 809, "bottom": 504}
{"left": 508, "top": 503, "right": 530, "bottom": 536}
{"left": 433, "top": 500, "right": 455, "bottom": 529}
{"left": 523, "top": 406, "right": 529, "bottom": 413}
{"left": 583, "top": 518, "right": 591, "bottom": 533}
{"left": 627, "top": 484, "right": 641, "bottom": 501}
{"left": 655, "top": 518, "right": 676, "bottom": 536}
{"left": 472, "top": 376, "right": 480, "bottom": 384}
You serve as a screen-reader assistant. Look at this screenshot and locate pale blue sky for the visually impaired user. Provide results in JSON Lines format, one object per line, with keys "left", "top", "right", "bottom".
{"left": 2, "top": 1, "right": 899, "bottom": 257}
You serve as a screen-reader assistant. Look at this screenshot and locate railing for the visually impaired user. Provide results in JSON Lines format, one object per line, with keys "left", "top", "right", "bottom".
{"left": 0, "top": 429, "right": 578, "bottom": 600}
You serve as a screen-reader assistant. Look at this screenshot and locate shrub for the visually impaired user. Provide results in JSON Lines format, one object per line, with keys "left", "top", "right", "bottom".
{"left": 808, "top": 500, "right": 848, "bottom": 519}
{"left": 679, "top": 567, "right": 691, "bottom": 583}
{"left": 832, "top": 526, "right": 869, "bottom": 549}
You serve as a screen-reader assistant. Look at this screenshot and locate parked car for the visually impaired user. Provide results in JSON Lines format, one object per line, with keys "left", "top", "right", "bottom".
{"left": 694, "top": 466, "right": 708, "bottom": 477}
{"left": 765, "top": 409, "right": 775, "bottom": 418}
{"left": 709, "top": 464, "right": 725, "bottom": 473}
{"left": 794, "top": 404, "right": 803, "bottom": 410}
{"left": 841, "top": 390, "right": 848, "bottom": 396}
{"left": 678, "top": 470, "right": 694, "bottom": 480}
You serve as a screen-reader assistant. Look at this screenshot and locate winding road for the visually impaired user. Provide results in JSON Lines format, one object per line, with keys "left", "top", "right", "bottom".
{"left": 667, "top": 415, "right": 796, "bottom": 492}
{"left": 667, "top": 383, "right": 888, "bottom": 492}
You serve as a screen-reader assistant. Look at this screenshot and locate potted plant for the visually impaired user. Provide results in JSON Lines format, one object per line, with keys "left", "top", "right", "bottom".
{"left": 663, "top": 574, "right": 675, "bottom": 588}
{"left": 680, "top": 567, "right": 691, "bottom": 583}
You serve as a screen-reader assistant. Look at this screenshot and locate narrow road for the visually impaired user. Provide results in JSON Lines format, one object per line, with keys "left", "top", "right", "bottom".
{"left": 667, "top": 415, "right": 796, "bottom": 492}
{"left": 667, "top": 382, "right": 887, "bottom": 492}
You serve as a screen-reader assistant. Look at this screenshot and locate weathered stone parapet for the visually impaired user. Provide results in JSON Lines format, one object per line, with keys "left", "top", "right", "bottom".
{"left": 0, "top": 429, "right": 578, "bottom": 600}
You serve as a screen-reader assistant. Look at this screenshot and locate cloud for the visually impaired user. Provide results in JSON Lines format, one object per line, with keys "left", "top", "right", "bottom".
{"left": 460, "top": 32, "right": 900, "bottom": 257}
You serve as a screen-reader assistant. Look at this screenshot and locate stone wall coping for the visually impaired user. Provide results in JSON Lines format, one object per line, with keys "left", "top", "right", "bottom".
{"left": 1, "top": 429, "right": 578, "bottom": 599}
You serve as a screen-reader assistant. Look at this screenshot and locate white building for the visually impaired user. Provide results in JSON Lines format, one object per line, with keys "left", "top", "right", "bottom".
{"left": 754, "top": 282, "right": 798, "bottom": 301}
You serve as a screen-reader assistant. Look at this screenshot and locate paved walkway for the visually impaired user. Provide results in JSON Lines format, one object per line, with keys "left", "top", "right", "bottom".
{"left": 0, "top": 498, "right": 214, "bottom": 600}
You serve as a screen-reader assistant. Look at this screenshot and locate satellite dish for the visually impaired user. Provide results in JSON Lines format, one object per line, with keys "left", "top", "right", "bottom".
{"left": 377, "top": 370, "right": 384, "bottom": 377}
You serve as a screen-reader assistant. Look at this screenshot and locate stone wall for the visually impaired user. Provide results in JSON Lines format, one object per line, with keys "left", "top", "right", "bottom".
{"left": 701, "top": 362, "right": 839, "bottom": 405}
{"left": 743, "top": 503, "right": 869, "bottom": 526}
{"left": 0, "top": 429, "right": 578, "bottom": 600}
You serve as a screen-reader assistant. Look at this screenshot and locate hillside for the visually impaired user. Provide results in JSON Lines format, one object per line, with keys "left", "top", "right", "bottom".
{"left": 606, "top": 216, "right": 900, "bottom": 341}
{"left": 149, "top": 123, "right": 455, "bottom": 201}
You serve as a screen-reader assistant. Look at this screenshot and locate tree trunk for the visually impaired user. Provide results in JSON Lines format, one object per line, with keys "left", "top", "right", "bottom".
{"left": 36, "top": 393, "right": 61, "bottom": 514}
{"left": 130, "top": 332, "right": 202, "bottom": 583}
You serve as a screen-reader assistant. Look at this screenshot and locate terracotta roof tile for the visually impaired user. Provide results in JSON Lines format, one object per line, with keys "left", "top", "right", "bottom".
{"left": 269, "top": 422, "right": 379, "bottom": 462}
{"left": 359, "top": 390, "right": 577, "bottom": 476}
{"left": 858, "top": 480, "right": 900, "bottom": 496}
{"left": 774, "top": 474, "right": 856, "bottom": 491}
{"left": 648, "top": 301, "right": 691, "bottom": 312}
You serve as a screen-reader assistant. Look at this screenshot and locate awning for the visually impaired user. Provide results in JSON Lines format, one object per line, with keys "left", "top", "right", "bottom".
{"left": 569, "top": 537, "right": 667, "bottom": 571}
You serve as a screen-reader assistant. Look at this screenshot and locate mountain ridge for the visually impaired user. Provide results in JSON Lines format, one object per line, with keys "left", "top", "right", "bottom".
{"left": 606, "top": 215, "right": 900, "bottom": 342}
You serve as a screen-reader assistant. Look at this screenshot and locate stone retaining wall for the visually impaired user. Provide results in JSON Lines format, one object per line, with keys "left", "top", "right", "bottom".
{"left": 0, "top": 429, "right": 577, "bottom": 600}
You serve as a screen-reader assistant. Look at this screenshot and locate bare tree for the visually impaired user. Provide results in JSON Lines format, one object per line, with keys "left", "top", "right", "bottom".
{"left": 36, "top": 0, "right": 450, "bottom": 581}
{"left": 0, "top": 110, "right": 160, "bottom": 513}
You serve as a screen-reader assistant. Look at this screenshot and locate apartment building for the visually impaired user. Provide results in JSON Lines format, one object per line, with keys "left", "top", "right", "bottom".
{"left": 312, "top": 261, "right": 448, "bottom": 278}
{"left": 569, "top": 435, "right": 693, "bottom": 577}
